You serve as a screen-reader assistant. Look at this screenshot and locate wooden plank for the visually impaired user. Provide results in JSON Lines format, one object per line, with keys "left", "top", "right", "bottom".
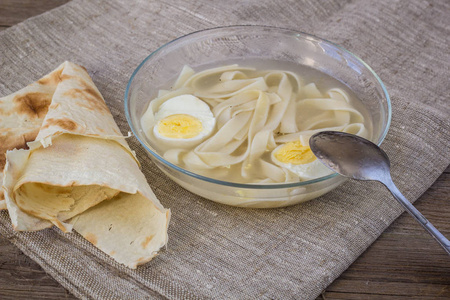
{"left": 0, "top": 238, "right": 77, "bottom": 299}
{"left": 0, "top": 0, "right": 70, "bottom": 26}
{"left": 321, "top": 292, "right": 448, "bottom": 300}
{"left": 319, "top": 170, "right": 450, "bottom": 299}
{"left": 328, "top": 279, "right": 450, "bottom": 297}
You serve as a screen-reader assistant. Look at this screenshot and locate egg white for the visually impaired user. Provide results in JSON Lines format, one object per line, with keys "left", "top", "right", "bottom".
{"left": 271, "top": 143, "right": 333, "bottom": 181}
{"left": 153, "top": 94, "right": 216, "bottom": 148}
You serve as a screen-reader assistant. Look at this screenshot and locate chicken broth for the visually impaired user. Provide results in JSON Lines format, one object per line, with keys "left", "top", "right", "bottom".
{"left": 141, "top": 62, "right": 372, "bottom": 184}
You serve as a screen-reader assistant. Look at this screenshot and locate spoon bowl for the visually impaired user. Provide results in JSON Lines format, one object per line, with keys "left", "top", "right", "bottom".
{"left": 310, "top": 131, "right": 391, "bottom": 182}
{"left": 309, "top": 131, "right": 450, "bottom": 255}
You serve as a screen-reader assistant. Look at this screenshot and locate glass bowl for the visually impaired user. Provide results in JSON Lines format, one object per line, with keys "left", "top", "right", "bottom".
{"left": 125, "top": 25, "right": 391, "bottom": 208}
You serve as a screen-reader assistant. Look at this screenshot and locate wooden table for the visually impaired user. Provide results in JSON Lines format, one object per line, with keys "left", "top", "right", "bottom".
{"left": 1, "top": 1, "right": 449, "bottom": 299}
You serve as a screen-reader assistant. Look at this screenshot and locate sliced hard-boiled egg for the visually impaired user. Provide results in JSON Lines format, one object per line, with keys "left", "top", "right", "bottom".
{"left": 153, "top": 94, "right": 216, "bottom": 147}
{"left": 271, "top": 141, "right": 333, "bottom": 180}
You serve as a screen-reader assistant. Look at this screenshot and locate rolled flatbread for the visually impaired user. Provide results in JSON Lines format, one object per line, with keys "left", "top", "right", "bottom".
{"left": 0, "top": 63, "right": 65, "bottom": 204}
{"left": 1, "top": 62, "right": 170, "bottom": 268}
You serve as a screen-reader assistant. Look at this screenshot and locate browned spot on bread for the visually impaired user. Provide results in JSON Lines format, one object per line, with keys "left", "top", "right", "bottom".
{"left": 70, "top": 181, "right": 79, "bottom": 187}
{"left": 83, "top": 87, "right": 102, "bottom": 102}
{"left": 112, "top": 128, "right": 121, "bottom": 135}
{"left": 110, "top": 251, "right": 116, "bottom": 256}
{"left": 85, "top": 233, "right": 98, "bottom": 246}
{"left": 0, "top": 191, "right": 5, "bottom": 202}
{"left": 16, "top": 197, "right": 25, "bottom": 206}
{"left": 78, "top": 65, "right": 88, "bottom": 72}
{"left": 41, "top": 118, "right": 79, "bottom": 131}
{"left": 95, "top": 127, "right": 105, "bottom": 133}
{"left": 37, "top": 68, "right": 62, "bottom": 86}
{"left": 0, "top": 128, "right": 40, "bottom": 171}
{"left": 60, "top": 74, "right": 72, "bottom": 81}
{"left": 141, "top": 235, "right": 154, "bottom": 249}
{"left": 13, "top": 92, "right": 52, "bottom": 118}
{"left": 49, "top": 103, "right": 60, "bottom": 109}
{"left": 0, "top": 154, "right": 5, "bottom": 173}
{"left": 61, "top": 74, "right": 92, "bottom": 88}
{"left": 63, "top": 88, "right": 110, "bottom": 113}
{"left": 53, "top": 219, "right": 69, "bottom": 233}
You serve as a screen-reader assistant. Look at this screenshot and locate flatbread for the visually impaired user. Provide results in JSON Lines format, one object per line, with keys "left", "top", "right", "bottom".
{"left": 0, "top": 64, "right": 65, "bottom": 203}
{"left": 1, "top": 62, "right": 170, "bottom": 268}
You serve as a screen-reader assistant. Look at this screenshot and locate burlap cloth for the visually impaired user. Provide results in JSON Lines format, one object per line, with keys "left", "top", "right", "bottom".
{"left": 0, "top": 0, "right": 449, "bottom": 299}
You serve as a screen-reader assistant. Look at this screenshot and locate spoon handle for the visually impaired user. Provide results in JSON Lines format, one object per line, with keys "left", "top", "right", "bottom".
{"left": 381, "top": 176, "right": 450, "bottom": 255}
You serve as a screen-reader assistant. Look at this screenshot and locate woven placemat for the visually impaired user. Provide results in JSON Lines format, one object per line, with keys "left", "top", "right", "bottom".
{"left": 1, "top": 0, "right": 449, "bottom": 299}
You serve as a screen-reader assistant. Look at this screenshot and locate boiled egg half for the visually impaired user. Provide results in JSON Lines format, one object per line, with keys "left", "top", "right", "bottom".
{"left": 153, "top": 94, "right": 216, "bottom": 147}
{"left": 271, "top": 141, "right": 333, "bottom": 180}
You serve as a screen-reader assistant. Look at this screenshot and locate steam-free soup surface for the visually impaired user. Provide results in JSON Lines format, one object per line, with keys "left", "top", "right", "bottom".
{"left": 141, "top": 63, "right": 372, "bottom": 184}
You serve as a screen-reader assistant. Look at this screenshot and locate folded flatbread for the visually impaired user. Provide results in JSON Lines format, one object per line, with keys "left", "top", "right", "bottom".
{"left": 0, "top": 63, "right": 65, "bottom": 205}
{"left": 1, "top": 62, "right": 170, "bottom": 268}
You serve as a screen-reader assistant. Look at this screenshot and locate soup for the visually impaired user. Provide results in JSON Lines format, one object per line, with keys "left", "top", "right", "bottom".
{"left": 141, "top": 63, "right": 372, "bottom": 184}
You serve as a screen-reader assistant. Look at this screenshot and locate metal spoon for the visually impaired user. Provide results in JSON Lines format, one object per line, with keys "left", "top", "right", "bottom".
{"left": 309, "top": 131, "right": 450, "bottom": 255}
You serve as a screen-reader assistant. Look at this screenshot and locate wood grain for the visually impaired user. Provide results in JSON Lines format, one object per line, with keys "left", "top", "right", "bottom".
{"left": 0, "top": 0, "right": 70, "bottom": 28}
{"left": 0, "top": 1, "right": 449, "bottom": 299}
{"left": 0, "top": 238, "right": 76, "bottom": 299}
{"left": 320, "top": 167, "right": 450, "bottom": 299}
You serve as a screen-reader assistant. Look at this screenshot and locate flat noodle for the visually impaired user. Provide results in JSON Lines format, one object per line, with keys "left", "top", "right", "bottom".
{"left": 142, "top": 65, "right": 370, "bottom": 183}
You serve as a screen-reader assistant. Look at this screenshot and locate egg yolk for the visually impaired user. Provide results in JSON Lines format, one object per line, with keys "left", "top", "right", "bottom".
{"left": 157, "top": 114, "right": 203, "bottom": 139}
{"left": 273, "top": 141, "right": 316, "bottom": 164}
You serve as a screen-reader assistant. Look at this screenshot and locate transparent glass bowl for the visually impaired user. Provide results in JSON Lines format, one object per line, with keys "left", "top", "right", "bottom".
{"left": 125, "top": 25, "right": 391, "bottom": 208}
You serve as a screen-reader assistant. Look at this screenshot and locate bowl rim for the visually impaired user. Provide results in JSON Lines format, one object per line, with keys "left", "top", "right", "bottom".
{"left": 125, "top": 25, "right": 391, "bottom": 189}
